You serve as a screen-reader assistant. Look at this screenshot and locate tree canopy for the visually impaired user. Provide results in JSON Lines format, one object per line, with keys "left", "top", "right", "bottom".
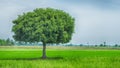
{"left": 12, "top": 8, "right": 75, "bottom": 44}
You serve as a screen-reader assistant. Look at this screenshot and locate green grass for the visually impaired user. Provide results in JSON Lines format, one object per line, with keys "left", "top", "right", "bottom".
{"left": 0, "top": 46, "right": 120, "bottom": 68}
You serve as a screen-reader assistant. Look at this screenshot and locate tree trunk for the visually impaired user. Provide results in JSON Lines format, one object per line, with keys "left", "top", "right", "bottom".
{"left": 42, "top": 42, "right": 47, "bottom": 59}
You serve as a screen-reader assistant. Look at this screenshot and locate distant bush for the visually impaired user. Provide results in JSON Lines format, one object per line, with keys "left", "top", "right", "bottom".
{"left": 79, "top": 44, "right": 83, "bottom": 47}
{"left": 114, "top": 44, "right": 119, "bottom": 47}
{"left": 95, "top": 45, "right": 98, "bottom": 47}
{"left": 99, "top": 44, "right": 104, "bottom": 47}
{"left": 0, "top": 38, "right": 14, "bottom": 46}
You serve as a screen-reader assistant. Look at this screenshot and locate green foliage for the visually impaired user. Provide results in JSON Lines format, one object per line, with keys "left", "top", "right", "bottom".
{"left": 12, "top": 8, "right": 75, "bottom": 44}
{"left": 0, "top": 38, "right": 14, "bottom": 46}
{"left": 114, "top": 44, "right": 120, "bottom": 47}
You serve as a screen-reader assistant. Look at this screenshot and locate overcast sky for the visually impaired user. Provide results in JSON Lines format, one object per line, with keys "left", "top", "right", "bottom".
{"left": 0, "top": 0, "right": 120, "bottom": 45}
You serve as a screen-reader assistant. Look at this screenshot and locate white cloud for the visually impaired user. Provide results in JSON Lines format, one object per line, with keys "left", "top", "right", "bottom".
{"left": 0, "top": 2, "right": 25, "bottom": 39}
{"left": 67, "top": 5, "right": 120, "bottom": 44}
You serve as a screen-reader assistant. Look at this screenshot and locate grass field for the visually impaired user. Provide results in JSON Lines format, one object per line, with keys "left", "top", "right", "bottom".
{"left": 0, "top": 46, "right": 120, "bottom": 68}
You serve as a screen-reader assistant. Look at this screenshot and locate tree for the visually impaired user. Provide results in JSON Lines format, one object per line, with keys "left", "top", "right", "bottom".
{"left": 115, "top": 44, "right": 119, "bottom": 47}
{"left": 0, "top": 38, "right": 14, "bottom": 46}
{"left": 100, "top": 44, "right": 104, "bottom": 47}
{"left": 103, "top": 42, "right": 106, "bottom": 47}
{"left": 6, "top": 38, "right": 11, "bottom": 45}
{"left": 12, "top": 8, "right": 75, "bottom": 59}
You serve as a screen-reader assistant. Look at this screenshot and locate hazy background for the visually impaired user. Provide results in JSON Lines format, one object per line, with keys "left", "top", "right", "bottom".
{"left": 0, "top": 0, "right": 120, "bottom": 45}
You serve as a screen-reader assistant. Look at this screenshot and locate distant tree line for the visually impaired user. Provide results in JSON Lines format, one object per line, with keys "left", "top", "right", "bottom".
{"left": 0, "top": 38, "right": 14, "bottom": 46}
{"left": 65, "top": 42, "right": 120, "bottom": 47}
{"left": 14, "top": 41, "right": 42, "bottom": 46}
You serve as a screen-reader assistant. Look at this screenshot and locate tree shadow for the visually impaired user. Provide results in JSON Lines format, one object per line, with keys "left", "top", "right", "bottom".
{"left": 42, "top": 57, "right": 64, "bottom": 60}
{"left": 0, "top": 57, "right": 64, "bottom": 60}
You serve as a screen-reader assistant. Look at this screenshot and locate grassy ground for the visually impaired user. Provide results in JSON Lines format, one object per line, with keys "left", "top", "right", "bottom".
{"left": 0, "top": 46, "right": 120, "bottom": 68}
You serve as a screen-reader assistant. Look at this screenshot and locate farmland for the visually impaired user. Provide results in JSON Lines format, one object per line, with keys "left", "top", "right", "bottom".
{"left": 0, "top": 46, "right": 120, "bottom": 68}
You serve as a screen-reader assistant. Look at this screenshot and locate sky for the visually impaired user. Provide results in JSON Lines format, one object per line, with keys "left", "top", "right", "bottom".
{"left": 0, "top": 0, "right": 120, "bottom": 45}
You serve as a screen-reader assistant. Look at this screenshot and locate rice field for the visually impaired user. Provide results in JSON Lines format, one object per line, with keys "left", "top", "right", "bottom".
{"left": 0, "top": 46, "right": 120, "bottom": 68}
